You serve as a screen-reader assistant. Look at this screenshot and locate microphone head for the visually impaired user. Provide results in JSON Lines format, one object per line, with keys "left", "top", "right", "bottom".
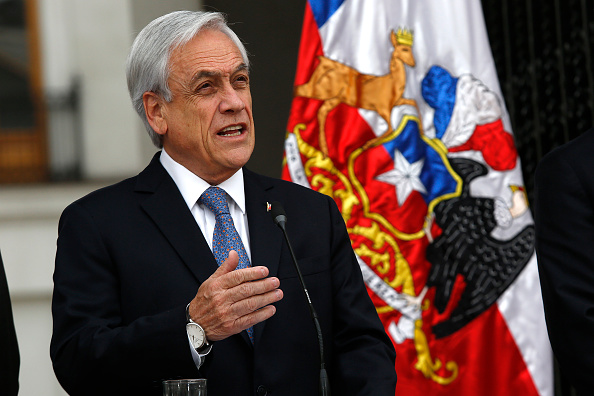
{"left": 270, "top": 201, "right": 287, "bottom": 227}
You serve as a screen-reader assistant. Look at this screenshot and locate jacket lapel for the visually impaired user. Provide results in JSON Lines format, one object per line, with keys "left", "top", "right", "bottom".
{"left": 136, "top": 153, "right": 218, "bottom": 284}
{"left": 244, "top": 169, "right": 283, "bottom": 278}
{"left": 243, "top": 169, "right": 284, "bottom": 345}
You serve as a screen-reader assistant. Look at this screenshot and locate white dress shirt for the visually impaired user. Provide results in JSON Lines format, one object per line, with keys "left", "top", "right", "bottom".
{"left": 159, "top": 148, "right": 252, "bottom": 368}
{"left": 159, "top": 149, "right": 251, "bottom": 259}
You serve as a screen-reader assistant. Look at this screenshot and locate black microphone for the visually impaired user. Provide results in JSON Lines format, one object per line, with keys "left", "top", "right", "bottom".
{"left": 270, "top": 201, "right": 330, "bottom": 396}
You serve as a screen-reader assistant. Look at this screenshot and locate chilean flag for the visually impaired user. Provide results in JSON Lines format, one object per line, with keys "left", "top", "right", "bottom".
{"left": 282, "top": 0, "right": 553, "bottom": 395}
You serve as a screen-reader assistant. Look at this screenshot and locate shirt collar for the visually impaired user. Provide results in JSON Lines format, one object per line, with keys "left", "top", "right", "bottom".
{"left": 159, "top": 149, "right": 246, "bottom": 214}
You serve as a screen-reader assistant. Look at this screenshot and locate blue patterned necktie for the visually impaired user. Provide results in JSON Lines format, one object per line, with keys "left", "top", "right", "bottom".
{"left": 199, "top": 186, "right": 253, "bottom": 342}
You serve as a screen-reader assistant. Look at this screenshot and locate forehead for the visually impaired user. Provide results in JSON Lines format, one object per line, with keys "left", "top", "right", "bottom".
{"left": 169, "top": 29, "right": 245, "bottom": 80}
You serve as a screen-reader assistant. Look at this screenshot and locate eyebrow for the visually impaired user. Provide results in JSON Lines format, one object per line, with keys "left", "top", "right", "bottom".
{"left": 189, "top": 63, "right": 249, "bottom": 87}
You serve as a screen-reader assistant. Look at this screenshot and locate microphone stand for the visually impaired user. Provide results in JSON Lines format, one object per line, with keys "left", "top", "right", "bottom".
{"left": 271, "top": 202, "right": 331, "bottom": 396}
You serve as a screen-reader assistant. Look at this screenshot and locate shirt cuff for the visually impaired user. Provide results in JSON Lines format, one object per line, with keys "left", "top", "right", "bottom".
{"left": 188, "top": 334, "right": 203, "bottom": 369}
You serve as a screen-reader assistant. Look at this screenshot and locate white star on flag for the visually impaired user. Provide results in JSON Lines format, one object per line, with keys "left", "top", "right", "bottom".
{"left": 377, "top": 150, "right": 427, "bottom": 206}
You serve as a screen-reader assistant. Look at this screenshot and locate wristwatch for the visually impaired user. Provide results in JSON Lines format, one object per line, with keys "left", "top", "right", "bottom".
{"left": 186, "top": 303, "right": 213, "bottom": 366}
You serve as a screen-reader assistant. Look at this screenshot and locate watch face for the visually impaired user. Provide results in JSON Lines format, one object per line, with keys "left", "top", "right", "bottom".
{"left": 186, "top": 323, "right": 205, "bottom": 349}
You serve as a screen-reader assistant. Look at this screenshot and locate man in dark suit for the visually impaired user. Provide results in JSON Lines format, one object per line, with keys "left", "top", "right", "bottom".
{"left": 0, "top": 251, "right": 19, "bottom": 395}
{"left": 534, "top": 127, "right": 594, "bottom": 395}
{"left": 50, "top": 10, "right": 397, "bottom": 395}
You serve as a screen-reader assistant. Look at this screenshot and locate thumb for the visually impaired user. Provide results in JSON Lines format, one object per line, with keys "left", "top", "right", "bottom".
{"left": 210, "top": 250, "right": 240, "bottom": 279}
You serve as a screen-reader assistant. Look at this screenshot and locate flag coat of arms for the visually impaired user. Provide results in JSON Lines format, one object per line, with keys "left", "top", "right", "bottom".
{"left": 282, "top": 0, "right": 553, "bottom": 394}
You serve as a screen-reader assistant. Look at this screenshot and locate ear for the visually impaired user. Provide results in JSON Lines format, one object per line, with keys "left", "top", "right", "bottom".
{"left": 391, "top": 30, "right": 398, "bottom": 47}
{"left": 143, "top": 91, "right": 168, "bottom": 135}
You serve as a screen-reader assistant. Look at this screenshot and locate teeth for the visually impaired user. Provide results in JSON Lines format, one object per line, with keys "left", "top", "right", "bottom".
{"left": 219, "top": 125, "right": 243, "bottom": 137}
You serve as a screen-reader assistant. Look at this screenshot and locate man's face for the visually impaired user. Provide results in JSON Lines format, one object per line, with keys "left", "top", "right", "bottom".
{"left": 157, "top": 29, "right": 255, "bottom": 185}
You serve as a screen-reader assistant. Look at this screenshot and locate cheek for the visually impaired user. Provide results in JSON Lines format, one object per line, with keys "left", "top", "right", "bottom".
{"left": 181, "top": 109, "right": 211, "bottom": 147}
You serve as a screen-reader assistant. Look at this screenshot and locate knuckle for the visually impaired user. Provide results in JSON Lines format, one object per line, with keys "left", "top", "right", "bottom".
{"left": 200, "top": 287, "right": 214, "bottom": 302}
{"left": 227, "top": 270, "right": 243, "bottom": 285}
{"left": 223, "top": 321, "right": 237, "bottom": 334}
{"left": 237, "top": 282, "right": 253, "bottom": 297}
{"left": 244, "top": 297, "right": 259, "bottom": 313}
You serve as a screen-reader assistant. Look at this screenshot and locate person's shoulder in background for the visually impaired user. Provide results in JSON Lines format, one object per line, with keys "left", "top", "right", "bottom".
{"left": 0, "top": 251, "right": 20, "bottom": 396}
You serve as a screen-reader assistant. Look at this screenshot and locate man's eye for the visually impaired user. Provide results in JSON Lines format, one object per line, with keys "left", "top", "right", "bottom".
{"left": 234, "top": 75, "right": 249, "bottom": 86}
{"left": 197, "top": 82, "right": 213, "bottom": 92}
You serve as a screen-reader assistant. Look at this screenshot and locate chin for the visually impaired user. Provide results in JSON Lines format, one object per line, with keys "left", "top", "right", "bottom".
{"left": 223, "top": 154, "right": 252, "bottom": 172}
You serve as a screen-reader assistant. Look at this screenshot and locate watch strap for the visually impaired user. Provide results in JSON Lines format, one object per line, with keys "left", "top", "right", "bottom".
{"left": 185, "top": 302, "right": 192, "bottom": 323}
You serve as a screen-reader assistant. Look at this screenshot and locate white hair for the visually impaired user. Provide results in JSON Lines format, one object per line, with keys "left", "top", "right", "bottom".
{"left": 126, "top": 11, "right": 249, "bottom": 148}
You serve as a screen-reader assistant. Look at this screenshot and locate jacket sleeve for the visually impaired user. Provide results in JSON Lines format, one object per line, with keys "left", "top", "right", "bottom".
{"left": 50, "top": 202, "right": 197, "bottom": 395}
{"left": 534, "top": 150, "right": 594, "bottom": 394}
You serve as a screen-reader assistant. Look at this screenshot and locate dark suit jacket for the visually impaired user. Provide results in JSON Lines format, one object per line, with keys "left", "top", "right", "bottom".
{"left": 534, "top": 128, "right": 594, "bottom": 395}
{"left": 0, "top": 251, "right": 19, "bottom": 396}
{"left": 51, "top": 152, "right": 397, "bottom": 395}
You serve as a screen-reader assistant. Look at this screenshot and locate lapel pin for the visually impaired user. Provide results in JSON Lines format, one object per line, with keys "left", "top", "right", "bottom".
{"left": 266, "top": 202, "right": 271, "bottom": 212}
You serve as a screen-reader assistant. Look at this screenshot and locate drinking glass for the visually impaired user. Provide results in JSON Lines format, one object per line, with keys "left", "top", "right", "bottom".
{"left": 162, "top": 379, "right": 207, "bottom": 396}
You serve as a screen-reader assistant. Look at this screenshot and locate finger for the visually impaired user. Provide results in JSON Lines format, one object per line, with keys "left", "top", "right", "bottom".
{"left": 228, "top": 276, "right": 280, "bottom": 302}
{"left": 210, "top": 251, "right": 269, "bottom": 285}
{"left": 230, "top": 288, "right": 284, "bottom": 319}
{"left": 209, "top": 250, "right": 240, "bottom": 280}
{"left": 207, "top": 304, "right": 279, "bottom": 342}
{"left": 235, "top": 302, "right": 279, "bottom": 330}
{"left": 215, "top": 259, "right": 271, "bottom": 290}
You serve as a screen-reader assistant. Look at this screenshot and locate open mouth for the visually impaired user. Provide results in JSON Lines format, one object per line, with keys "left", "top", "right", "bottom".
{"left": 218, "top": 125, "right": 244, "bottom": 137}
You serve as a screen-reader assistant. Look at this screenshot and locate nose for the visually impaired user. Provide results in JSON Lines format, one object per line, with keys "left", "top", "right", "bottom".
{"left": 219, "top": 84, "right": 246, "bottom": 114}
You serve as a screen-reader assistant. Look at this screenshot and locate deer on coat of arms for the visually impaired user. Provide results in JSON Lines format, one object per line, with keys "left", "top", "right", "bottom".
{"left": 295, "top": 28, "right": 419, "bottom": 156}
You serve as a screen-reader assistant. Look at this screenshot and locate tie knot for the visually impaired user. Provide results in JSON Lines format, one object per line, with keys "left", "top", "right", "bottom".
{"left": 199, "top": 186, "right": 230, "bottom": 216}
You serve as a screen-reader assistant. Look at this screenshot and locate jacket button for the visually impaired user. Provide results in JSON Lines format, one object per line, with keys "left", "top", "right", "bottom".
{"left": 257, "top": 385, "right": 269, "bottom": 396}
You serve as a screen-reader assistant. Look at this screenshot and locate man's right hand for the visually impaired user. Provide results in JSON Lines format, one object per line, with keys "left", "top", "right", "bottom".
{"left": 187, "top": 250, "right": 283, "bottom": 342}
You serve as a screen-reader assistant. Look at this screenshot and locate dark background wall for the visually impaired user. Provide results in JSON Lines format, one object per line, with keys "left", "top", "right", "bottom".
{"left": 483, "top": 0, "right": 594, "bottom": 208}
